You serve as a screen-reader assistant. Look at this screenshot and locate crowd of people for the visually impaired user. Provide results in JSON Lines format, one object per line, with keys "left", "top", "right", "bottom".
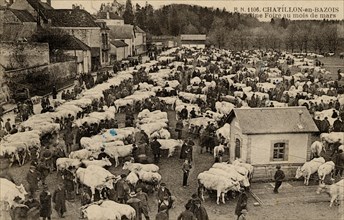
{"left": 1, "top": 46, "right": 344, "bottom": 220}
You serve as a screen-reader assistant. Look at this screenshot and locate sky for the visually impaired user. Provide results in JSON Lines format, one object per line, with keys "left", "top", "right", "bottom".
{"left": 51, "top": 0, "right": 344, "bottom": 21}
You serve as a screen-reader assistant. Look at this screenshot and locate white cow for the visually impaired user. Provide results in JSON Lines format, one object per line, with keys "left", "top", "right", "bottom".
{"left": 310, "top": 141, "right": 325, "bottom": 158}
{"left": 82, "top": 157, "right": 112, "bottom": 168}
{"left": 69, "top": 149, "right": 93, "bottom": 160}
{"left": 316, "top": 179, "right": 344, "bottom": 207}
{"left": 295, "top": 157, "right": 325, "bottom": 185}
{"left": 317, "top": 161, "right": 335, "bottom": 183}
{"left": 56, "top": 158, "right": 82, "bottom": 171}
{"left": 0, "top": 178, "right": 27, "bottom": 210}
{"left": 122, "top": 161, "right": 159, "bottom": 172}
{"left": 76, "top": 165, "right": 119, "bottom": 201}
{"left": 104, "top": 144, "right": 134, "bottom": 167}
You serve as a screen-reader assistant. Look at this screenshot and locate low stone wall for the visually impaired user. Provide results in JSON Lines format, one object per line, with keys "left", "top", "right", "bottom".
{"left": 251, "top": 163, "right": 303, "bottom": 182}
{"left": 4, "top": 61, "right": 77, "bottom": 96}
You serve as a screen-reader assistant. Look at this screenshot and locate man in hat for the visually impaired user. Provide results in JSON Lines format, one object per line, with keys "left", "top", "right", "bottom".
{"left": 175, "top": 119, "right": 184, "bottom": 139}
{"left": 39, "top": 185, "right": 52, "bottom": 220}
{"left": 5, "top": 118, "right": 11, "bottom": 133}
{"left": 26, "top": 166, "right": 39, "bottom": 197}
{"left": 97, "top": 147, "right": 110, "bottom": 160}
{"left": 180, "top": 106, "right": 188, "bottom": 120}
{"left": 127, "top": 192, "right": 143, "bottom": 220}
{"left": 115, "top": 174, "right": 129, "bottom": 203}
{"left": 235, "top": 188, "right": 248, "bottom": 219}
{"left": 274, "top": 165, "right": 285, "bottom": 193}
{"left": 150, "top": 137, "right": 161, "bottom": 164}
{"left": 53, "top": 183, "right": 67, "bottom": 218}
{"left": 157, "top": 183, "right": 173, "bottom": 211}
{"left": 193, "top": 199, "right": 208, "bottom": 220}
{"left": 136, "top": 188, "right": 149, "bottom": 220}
{"left": 177, "top": 203, "right": 196, "bottom": 220}
{"left": 182, "top": 159, "right": 192, "bottom": 187}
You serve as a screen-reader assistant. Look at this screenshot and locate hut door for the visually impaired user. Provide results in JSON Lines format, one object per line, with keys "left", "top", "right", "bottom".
{"left": 235, "top": 138, "right": 241, "bottom": 159}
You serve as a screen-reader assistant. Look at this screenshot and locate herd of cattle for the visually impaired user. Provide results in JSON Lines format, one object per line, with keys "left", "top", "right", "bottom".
{"left": 1, "top": 47, "right": 344, "bottom": 219}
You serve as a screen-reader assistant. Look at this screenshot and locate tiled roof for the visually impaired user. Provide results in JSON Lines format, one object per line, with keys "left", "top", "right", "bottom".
{"left": 26, "top": 0, "right": 49, "bottom": 21}
{"left": 180, "top": 34, "right": 206, "bottom": 41}
{"left": 227, "top": 107, "right": 319, "bottom": 134}
{"left": 97, "top": 11, "right": 123, "bottom": 20}
{"left": 8, "top": 9, "right": 36, "bottom": 22}
{"left": 134, "top": 26, "right": 145, "bottom": 33}
{"left": 40, "top": 2, "right": 53, "bottom": 9}
{"left": 44, "top": 9, "right": 99, "bottom": 27}
{"left": 110, "top": 40, "right": 128, "bottom": 47}
{"left": 37, "top": 35, "right": 90, "bottom": 51}
{"left": 108, "top": 25, "right": 133, "bottom": 39}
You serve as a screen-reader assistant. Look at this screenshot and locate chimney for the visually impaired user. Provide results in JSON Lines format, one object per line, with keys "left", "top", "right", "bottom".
{"left": 106, "top": 12, "right": 110, "bottom": 19}
{"left": 46, "top": 0, "right": 51, "bottom": 6}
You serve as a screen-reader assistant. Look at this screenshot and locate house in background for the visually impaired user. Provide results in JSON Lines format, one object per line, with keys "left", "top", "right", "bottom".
{"left": 108, "top": 24, "right": 134, "bottom": 57}
{"left": 226, "top": 107, "right": 318, "bottom": 180}
{"left": 180, "top": 34, "right": 206, "bottom": 49}
{"left": 1, "top": 8, "right": 37, "bottom": 41}
{"left": 37, "top": 34, "right": 91, "bottom": 73}
{"left": 96, "top": 11, "right": 124, "bottom": 26}
{"left": 110, "top": 40, "right": 128, "bottom": 62}
{"left": 96, "top": 20, "right": 110, "bottom": 67}
{"left": 134, "top": 26, "right": 146, "bottom": 55}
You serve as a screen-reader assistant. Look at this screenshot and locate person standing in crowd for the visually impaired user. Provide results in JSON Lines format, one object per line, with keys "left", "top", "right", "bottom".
{"left": 115, "top": 174, "right": 129, "bottom": 203}
{"left": 175, "top": 119, "right": 184, "bottom": 139}
{"left": 157, "top": 183, "right": 173, "bottom": 212}
{"left": 214, "top": 144, "right": 225, "bottom": 163}
{"left": 136, "top": 188, "right": 150, "bottom": 220}
{"left": 5, "top": 118, "right": 11, "bottom": 133}
{"left": 127, "top": 192, "right": 143, "bottom": 220}
{"left": 180, "top": 106, "right": 188, "bottom": 120}
{"left": 26, "top": 165, "right": 39, "bottom": 197}
{"left": 335, "top": 149, "right": 344, "bottom": 177}
{"left": 39, "top": 185, "right": 52, "bottom": 220}
{"left": 182, "top": 159, "right": 192, "bottom": 187}
{"left": 36, "top": 158, "right": 50, "bottom": 185}
{"left": 52, "top": 86, "right": 57, "bottom": 100}
{"left": 53, "top": 183, "right": 67, "bottom": 218}
{"left": 331, "top": 139, "right": 341, "bottom": 157}
{"left": 41, "top": 146, "right": 53, "bottom": 172}
{"left": 9, "top": 124, "right": 18, "bottom": 134}
{"left": 235, "top": 188, "right": 248, "bottom": 220}
{"left": 274, "top": 165, "right": 285, "bottom": 193}
{"left": 151, "top": 137, "right": 161, "bottom": 164}
{"left": 193, "top": 199, "right": 208, "bottom": 220}
{"left": 177, "top": 203, "right": 196, "bottom": 220}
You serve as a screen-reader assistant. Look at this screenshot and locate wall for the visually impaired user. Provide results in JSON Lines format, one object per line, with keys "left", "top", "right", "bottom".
{"left": 229, "top": 118, "right": 249, "bottom": 163}
{"left": 10, "top": 0, "right": 37, "bottom": 18}
{"left": 101, "top": 19, "right": 124, "bottom": 26}
{"left": 5, "top": 61, "right": 77, "bottom": 96}
{"left": 64, "top": 50, "right": 91, "bottom": 73}
{"left": 62, "top": 28, "right": 101, "bottom": 48}
{"left": 249, "top": 133, "right": 309, "bottom": 165}
{"left": 3, "top": 22, "right": 37, "bottom": 41}
{"left": 0, "top": 42, "right": 49, "bottom": 70}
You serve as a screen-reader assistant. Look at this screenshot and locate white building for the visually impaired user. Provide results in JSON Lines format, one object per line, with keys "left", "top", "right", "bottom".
{"left": 226, "top": 107, "right": 318, "bottom": 180}
{"left": 180, "top": 34, "right": 206, "bottom": 49}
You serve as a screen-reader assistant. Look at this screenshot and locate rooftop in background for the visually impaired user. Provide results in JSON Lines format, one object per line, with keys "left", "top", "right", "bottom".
{"left": 44, "top": 9, "right": 99, "bottom": 27}
{"left": 180, "top": 34, "right": 206, "bottom": 41}
{"left": 96, "top": 11, "right": 123, "bottom": 20}
{"left": 37, "top": 35, "right": 90, "bottom": 51}
{"left": 227, "top": 107, "right": 319, "bottom": 134}
{"left": 108, "top": 25, "right": 133, "bottom": 39}
{"left": 7, "top": 8, "right": 36, "bottom": 22}
{"left": 110, "top": 40, "right": 128, "bottom": 47}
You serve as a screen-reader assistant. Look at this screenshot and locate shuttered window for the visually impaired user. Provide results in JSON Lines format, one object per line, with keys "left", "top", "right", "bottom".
{"left": 271, "top": 140, "right": 289, "bottom": 161}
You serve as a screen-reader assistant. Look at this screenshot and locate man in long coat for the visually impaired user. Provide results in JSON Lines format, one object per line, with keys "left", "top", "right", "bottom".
{"left": 26, "top": 166, "right": 39, "bottom": 197}
{"left": 193, "top": 199, "right": 208, "bottom": 220}
{"left": 53, "top": 184, "right": 67, "bottom": 218}
{"left": 127, "top": 192, "right": 143, "bottom": 220}
{"left": 150, "top": 137, "right": 161, "bottom": 164}
{"left": 235, "top": 188, "right": 248, "bottom": 219}
{"left": 115, "top": 174, "right": 129, "bottom": 203}
{"left": 39, "top": 185, "right": 52, "bottom": 220}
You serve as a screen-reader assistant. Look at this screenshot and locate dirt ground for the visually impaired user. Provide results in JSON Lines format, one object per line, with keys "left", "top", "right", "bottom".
{"left": 2, "top": 110, "right": 344, "bottom": 220}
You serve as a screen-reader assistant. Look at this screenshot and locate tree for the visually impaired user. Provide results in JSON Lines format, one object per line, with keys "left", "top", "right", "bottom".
{"left": 208, "top": 17, "right": 228, "bottom": 48}
{"left": 123, "top": 0, "right": 134, "bottom": 24}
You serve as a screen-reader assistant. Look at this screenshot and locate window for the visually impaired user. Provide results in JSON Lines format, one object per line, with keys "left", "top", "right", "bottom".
{"left": 271, "top": 141, "right": 288, "bottom": 161}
